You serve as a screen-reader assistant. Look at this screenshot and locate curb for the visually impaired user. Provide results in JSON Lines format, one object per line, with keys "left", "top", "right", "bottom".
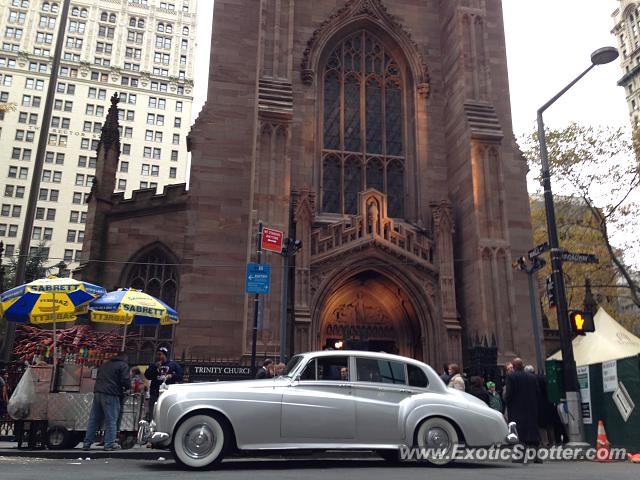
{"left": 0, "top": 448, "right": 167, "bottom": 460}
{"left": 0, "top": 448, "right": 382, "bottom": 461}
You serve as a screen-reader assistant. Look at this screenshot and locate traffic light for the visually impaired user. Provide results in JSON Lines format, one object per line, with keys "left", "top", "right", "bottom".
{"left": 546, "top": 276, "right": 556, "bottom": 310}
{"left": 569, "top": 310, "right": 595, "bottom": 335}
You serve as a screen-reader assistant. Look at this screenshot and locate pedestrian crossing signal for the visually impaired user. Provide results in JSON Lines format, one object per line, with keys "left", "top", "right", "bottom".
{"left": 570, "top": 310, "right": 595, "bottom": 335}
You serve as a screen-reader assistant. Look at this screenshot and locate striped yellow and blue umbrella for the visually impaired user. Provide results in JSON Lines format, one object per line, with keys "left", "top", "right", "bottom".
{"left": 1, "top": 276, "right": 106, "bottom": 325}
{"left": 89, "top": 289, "right": 179, "bottom": 349}
{"left": 1, "top": 276, "right": 106, "bottom": 363}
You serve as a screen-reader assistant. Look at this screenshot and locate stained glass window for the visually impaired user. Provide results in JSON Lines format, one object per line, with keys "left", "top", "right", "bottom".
{"left": 344, "top": 157, "right": 362, "bottom": 215}
{"left": 322, "top": 155, "right": 341, "bottom": 213}
{"left": 387, "top": 160, "right": 404, "bottom": 218}
{"left": 321, "top": 30, "right": 405, "bottom": 217}
{"left": 366, "top": 158, "right": 384, "bottom": 192}
{"left": 323, "top": 72, "right": 340, "bottom": 150}
{"left": 124, "top": 247, "right": 179, "bottom": 363}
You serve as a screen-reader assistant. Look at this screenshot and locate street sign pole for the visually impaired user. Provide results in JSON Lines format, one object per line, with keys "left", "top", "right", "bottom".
{"left": 250, "top": 222, "right": 263, "bottom": 376}
{"left": 279, "top": 250, "right": 289, "bottom": 364}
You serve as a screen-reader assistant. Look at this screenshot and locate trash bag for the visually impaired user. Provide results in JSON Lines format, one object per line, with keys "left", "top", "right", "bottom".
{"left": 7, "top": 368, "right": 36, "bottom": 420}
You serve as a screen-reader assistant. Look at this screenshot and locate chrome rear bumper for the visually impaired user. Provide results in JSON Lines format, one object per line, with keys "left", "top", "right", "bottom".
{"left": 506, "top": 422, "right": 519, "bottom": 444}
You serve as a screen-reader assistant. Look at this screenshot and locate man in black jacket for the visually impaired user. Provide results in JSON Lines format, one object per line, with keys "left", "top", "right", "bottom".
{"left": 144, "top": 347, "right": 183, "bottom": 420}
{"left": 255, "top": 359, "right": 273, "bottom": 379}
{"left": 504, "top": 358, "right": 541, "bottom": 462}
{"left": 83, "top": 352, "right": 130, "bottom": 451}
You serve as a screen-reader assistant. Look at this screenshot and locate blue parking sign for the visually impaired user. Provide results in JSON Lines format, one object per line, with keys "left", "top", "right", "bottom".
{"left": 246, "top": 263, "right": 270, "bottom": 294}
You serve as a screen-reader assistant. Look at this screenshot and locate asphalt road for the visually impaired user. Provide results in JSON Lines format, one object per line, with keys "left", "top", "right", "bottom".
{"left": 0, "top": 455, "right": 636, "bottom": 480}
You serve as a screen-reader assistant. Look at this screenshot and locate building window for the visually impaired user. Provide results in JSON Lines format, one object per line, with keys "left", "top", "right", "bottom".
{"left": 124, "top": 246, "right": 179, "bottom": 361}
{"left": 320, "top": 30, "right": 405, "bottom": 217}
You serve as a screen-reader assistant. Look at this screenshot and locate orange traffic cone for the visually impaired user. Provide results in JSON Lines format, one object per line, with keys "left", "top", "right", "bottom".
{"left": 628, "top": 453, "right": 640, "bottom": 463}
{"left": 595, "top": 420, "right": 611, "bottom": 462}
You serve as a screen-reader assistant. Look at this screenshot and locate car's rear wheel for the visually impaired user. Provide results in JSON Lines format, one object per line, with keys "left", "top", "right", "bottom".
{"left": 415, "top": 417, "right": 459, "bottom": 466}
{"left": 172, "top": 414, "right": 229, "bottom": 469}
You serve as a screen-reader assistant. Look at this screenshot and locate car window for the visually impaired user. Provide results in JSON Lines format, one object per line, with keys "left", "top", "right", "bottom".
{"left": 317, "top": 356, "right": 349, "bottom": 381}
{"left": 300, "top": 359, "right": 316, "bottom": 380}
{"left": 407, "top": 364, "right": 429, "bottom": 388}
{"left": 284, "top": 355, "right": 304, "bottom": 377}
{"left": 356, "top": 358, "right": 406, "bottom": 385}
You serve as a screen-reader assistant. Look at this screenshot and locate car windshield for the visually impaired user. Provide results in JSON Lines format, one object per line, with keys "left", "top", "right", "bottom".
{"left": 284, "top": 355, "right": 304, "bottom": 377}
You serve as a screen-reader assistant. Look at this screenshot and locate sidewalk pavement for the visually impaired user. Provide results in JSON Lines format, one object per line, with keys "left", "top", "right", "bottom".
{"left": 0, "top": 441, "right": 166, "bottom": 460}
{"left": 0, "top": 441, "right": 381, "bottom": 461}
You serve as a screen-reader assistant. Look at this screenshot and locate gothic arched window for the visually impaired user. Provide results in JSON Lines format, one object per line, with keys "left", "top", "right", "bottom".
{"left": 321, "top": 30, "right": 405, "bottom": 217}
{"left": 123, "top": 246, "right": 179, "bottom": 362}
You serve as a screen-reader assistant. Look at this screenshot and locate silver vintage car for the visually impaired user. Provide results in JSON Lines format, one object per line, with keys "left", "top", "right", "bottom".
{"left": 138, "top": 350, "right": 518, "bottom": 468}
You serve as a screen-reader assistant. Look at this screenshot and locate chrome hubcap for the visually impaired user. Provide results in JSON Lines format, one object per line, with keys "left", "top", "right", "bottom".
{"left": 50, "top": 430, "right": 64, "bottom": 446}
{"left": 184, "top": 424, "right": 216, "bottom": 459}
{"left": 426, "top": 427, "right": 450, "bottom": 450}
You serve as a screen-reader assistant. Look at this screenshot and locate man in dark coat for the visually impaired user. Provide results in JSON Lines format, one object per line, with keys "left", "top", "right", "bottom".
{"left": 255, "top": 359, "right": 273, "bottom": 379}
{"left": 83, "top": 352, "right": 130, "bottom": 451}
{"left": 144, "top": 347, "right": 183, "bottom": 420}
{"left": 504, "top": 358, "right": 541, "bottom": 461}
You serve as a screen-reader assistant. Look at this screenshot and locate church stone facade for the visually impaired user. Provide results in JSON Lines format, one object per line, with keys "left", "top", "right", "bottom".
{"left": 79, "top": 0, "right": 536, "bottom": 367}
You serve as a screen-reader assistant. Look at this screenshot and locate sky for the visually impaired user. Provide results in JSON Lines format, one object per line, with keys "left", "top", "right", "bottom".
{"left": 503, "top": 0, "right": 629, "bottom": 137}
{"left": 193, "top": 0, "right": 630, "bottom": 133}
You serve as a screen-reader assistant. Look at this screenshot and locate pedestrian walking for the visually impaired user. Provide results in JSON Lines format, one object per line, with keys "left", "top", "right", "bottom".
{"left": 504, "top": 358, "right": 541, "bottom": 462}
{"left": 144, "top": 347, "right": 183, "bottom": 421}
{"left": 447, "top": 363, "right": 465, "bottom": 391}
{"left": 83, "top": 351, "right": 130, "bottom": 451}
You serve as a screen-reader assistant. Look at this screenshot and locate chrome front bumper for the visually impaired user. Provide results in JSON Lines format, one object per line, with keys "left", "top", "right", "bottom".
{"left": 506, "top": 422, "right": 519, "bottom": 444}
{"left": 138, "top": 420, "right": 170, "bottom": 445}
{"left": 137, "top": 420, "right": 153, "bottom": 445}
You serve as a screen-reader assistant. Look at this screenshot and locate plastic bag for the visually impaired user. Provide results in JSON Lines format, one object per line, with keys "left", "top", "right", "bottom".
{"left": 7, "top": 368, "right": 36, "bottom": 420}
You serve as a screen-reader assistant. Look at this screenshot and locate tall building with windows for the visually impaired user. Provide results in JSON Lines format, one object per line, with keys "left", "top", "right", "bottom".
{"left": 0, "top": 0, "right": 197, "bottom": 273}
{"left": 613, "top": 1, "right": 640, "bottom": 127}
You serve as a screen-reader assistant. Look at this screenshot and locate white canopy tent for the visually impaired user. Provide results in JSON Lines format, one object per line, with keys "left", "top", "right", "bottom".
{"left": 548, "top": 307, "right": 640, "bottom": 366}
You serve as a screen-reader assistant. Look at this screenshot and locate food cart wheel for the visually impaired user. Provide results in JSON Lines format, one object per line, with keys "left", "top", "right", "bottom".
{"left": 46, "top": 426, "right": 73, "bottom": 450}
{"left": 120, "top": 433, "right": 137, "bottom": 450}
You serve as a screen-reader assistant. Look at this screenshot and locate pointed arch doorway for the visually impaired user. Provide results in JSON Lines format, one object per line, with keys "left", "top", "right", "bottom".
{"left": 318, "top": 270, "right": 424, "bottom": 359}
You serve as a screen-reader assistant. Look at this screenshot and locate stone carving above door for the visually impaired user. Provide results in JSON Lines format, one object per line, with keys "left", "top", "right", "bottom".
{"left": 310, "top": 189, "right": 435, "bottom": 273}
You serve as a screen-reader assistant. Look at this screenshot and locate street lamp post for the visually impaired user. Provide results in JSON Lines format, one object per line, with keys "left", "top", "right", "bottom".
{"left": 536, "top": 46, "right": 618, "bottom": 444}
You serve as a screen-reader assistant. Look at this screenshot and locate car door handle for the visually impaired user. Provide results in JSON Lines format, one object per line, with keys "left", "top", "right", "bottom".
{"left": 400, "top": 389, "right": 413, "bottom": 394}
{"left": 337, "top": 383, "right": 350, "bottom": 388}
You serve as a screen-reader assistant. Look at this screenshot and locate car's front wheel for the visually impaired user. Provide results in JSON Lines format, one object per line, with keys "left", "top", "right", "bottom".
{"left": 415, "top": 417, "right": 459, "bottom": 466}
{"left": 172, "top": 414, "right": 229, "bottom": 469}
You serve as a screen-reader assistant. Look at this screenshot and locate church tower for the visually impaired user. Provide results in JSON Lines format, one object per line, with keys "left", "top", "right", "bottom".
{"left": 184, "top": 0, "right": 536, "bottom": 365}
{"left": 79, "top": 0, "right": 536, "bottom": 366}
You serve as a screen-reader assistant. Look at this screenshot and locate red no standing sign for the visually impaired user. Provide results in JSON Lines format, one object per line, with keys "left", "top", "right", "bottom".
{"left": 261, "top": 227, "right": 284, "bottom": 254}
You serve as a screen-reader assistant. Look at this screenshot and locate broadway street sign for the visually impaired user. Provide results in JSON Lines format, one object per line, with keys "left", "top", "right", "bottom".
{"left": 561, "top": 252, "right": 599, "bottom": 264}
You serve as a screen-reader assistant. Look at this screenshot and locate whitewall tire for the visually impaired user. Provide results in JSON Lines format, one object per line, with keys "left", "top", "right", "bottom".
{"left": 415, "top": 417, "right": 459, "bottom": 466}
{"left": 172, "top": 414, "right": 228, "bottom": 469}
